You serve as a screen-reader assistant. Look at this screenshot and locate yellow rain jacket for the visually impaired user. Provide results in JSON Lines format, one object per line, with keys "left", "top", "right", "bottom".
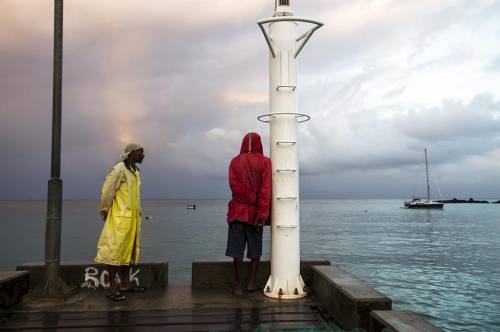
{"left": 95, "top": 162, "right": 142, "bottom": 266}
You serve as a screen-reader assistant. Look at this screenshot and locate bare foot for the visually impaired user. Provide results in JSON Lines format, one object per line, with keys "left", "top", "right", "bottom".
{"left": 233, "top": 285, "right": 243, "bottom": 296}
{"left": 246, "top": 281, "right": 259, "bottom": 292}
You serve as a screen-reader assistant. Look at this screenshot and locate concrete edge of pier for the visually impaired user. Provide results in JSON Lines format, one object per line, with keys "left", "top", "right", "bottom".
{"left": 0, "top": 271, "right": 29, "bottom": 310}
{"left": 192, "top": 257, "right": 330, "bottom": 289}
{"left": 310, "top": 264, "right": 443, "bottom": 332}
{"left": 312, "top": 264, "right": 391, "bottom": 330}
{"left": 16, "top": 261, "right": 168, "bottom": 290}
{"left": 370, "top": 310, "right": 444, "bottom": 332}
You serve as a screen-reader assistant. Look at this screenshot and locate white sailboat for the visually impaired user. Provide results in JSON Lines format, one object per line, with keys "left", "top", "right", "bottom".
{"left": 404, "top": 149, "right": 444, "bottom": 209}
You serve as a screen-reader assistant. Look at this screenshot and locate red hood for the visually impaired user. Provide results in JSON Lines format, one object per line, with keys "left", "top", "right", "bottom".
{"left": 240, "top": 132, "right": 263, "bottom": 154}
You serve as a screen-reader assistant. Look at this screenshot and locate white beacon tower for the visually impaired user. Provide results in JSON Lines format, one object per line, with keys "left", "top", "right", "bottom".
{"left": 257, "top": 0, "right": 323, "bottom": 299}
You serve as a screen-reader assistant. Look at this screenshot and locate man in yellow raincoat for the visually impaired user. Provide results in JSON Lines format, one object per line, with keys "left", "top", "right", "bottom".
{"left": 95, "top": 143, "right": 145, "bottom": 301}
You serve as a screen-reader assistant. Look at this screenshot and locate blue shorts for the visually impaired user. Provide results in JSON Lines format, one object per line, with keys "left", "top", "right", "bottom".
{"left": 225, "top": 221, "right": 263, "bottom": 259}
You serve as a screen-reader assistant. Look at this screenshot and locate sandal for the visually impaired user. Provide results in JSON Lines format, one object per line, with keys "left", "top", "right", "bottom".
{"left": 120, "top": 285, "right": 146, "bottom": 293}
{"left": 105, "top": 290, "right": 126, "bottom": 301}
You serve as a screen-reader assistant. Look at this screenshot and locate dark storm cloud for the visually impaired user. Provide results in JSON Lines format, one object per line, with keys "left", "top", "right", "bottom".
{"left": 395, "top": 94, "right": 500, "bottom": 143}
{"left": 1, "top": 0, "right": 500, "bottom": 200}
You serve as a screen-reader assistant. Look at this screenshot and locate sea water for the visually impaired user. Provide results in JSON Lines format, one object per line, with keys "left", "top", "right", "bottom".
{"left": 0, "top": 199, "right": 499, "bottom": 331}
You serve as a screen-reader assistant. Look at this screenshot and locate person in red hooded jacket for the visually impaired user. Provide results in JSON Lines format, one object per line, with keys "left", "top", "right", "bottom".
{"left": 226, "top": 132, "right": 272, "bottom": 296}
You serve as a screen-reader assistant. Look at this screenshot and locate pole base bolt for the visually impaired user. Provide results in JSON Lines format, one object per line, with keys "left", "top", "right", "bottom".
{"left": 294, "top": 288, "right": 299, "bottom": 295}
{"left": 266, "top": 286, "right": 271, "bottom": 293}
{"left": 278, "top": 288, "right": 284, "bottom": 296}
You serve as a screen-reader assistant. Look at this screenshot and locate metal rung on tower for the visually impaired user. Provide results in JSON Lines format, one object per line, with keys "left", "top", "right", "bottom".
{"left": 277, "top": 225, "right": 297, "bottom": 229}
{"left": 276, "top": 197, "right": 297, "bottom": 200}
{"left": 258, "top": 112, "right": 311, "bottom": 123}
{"left": 277, "top": 85, "right": 296, "bottom": 91}
{"left": 276, "top": 169, "right": 296, "bottom": 173}
{"left": 277, "top": 141, "right": 296, "bottom": 145}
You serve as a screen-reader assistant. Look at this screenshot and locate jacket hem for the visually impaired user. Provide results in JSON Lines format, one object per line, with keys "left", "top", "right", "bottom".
{"left": 94, "top": 258, "right": 133, "bottom": 266}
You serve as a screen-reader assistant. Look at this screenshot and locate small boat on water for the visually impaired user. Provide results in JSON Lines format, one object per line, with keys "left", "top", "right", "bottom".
{"left": 404, "top": 197, "right": 443, "bottom": 209}
{"left": 186, "top": 204, "right": 196, "bottom": 210}
{"left": 404, "top": 149, "right": 444, "bottom": 209}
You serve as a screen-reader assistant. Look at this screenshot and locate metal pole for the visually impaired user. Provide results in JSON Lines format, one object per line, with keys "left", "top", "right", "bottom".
{"left": 425, "top": 149, "right": 430, "bottom": 202}
{"left": 51, "top": 0, "right": 63, "bottom": 179}
{"left": 42, "top": 0, "right": 67, "bottom": 296}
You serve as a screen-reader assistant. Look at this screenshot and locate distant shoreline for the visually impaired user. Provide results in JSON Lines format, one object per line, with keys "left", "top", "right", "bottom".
{"left": 437, "top": 198, "right": 500, "bottom": 204}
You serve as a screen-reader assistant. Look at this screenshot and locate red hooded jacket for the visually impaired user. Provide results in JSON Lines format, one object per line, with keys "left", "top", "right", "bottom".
{"left": 227, "top": 133, "right": 272, "bottom": 226}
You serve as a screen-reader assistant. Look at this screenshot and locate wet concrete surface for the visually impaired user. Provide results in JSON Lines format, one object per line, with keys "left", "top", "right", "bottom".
{"left": 15, "top": 284, "right": 316, "bottom": 312}
{"left": 1, "top": 285, "right": 337, "bottom": 331}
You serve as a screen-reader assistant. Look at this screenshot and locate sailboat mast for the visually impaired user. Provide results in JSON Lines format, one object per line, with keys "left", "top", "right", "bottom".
{"left": 425, "top": 149, "right": 430, "bottom": 201}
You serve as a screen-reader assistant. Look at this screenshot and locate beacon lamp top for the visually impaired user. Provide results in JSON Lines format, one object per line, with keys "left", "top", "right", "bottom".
{"left": 274, "top": 0, "right": 292, "bottom": 16}
{"left": 258, "top": 2, "right": 323, "bottom": 60}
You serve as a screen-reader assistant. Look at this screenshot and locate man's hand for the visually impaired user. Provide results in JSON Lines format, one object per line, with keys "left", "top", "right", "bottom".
{"left": 100, "top": 211, "right": 108, "bottom": 222}
{"left": 256, "top": 218, "right": 265, "bottom": 230}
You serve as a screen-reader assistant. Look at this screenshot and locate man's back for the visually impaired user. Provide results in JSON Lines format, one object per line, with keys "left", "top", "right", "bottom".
{"left": 227, "top": 133, "right": 272, "bottom": 226}
{"left": 225, "top": 133, "right": 272, "bottom": 296}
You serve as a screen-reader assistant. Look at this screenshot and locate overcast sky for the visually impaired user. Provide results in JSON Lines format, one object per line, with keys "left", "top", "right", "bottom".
{"left": 1, "top": 0, "right": 500, "bottom": 200}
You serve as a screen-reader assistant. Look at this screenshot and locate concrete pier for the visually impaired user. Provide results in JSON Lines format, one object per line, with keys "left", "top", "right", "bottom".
{"left": 0, "top": 259, "right": 443, "bottom": 331}
{"left": 1, "top": 286, "right": 332, "bottom": 330}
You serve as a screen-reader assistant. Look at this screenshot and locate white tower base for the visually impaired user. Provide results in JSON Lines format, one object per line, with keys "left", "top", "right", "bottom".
{"left": 264, "top": 275, "right": 306, "bottom": 299}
